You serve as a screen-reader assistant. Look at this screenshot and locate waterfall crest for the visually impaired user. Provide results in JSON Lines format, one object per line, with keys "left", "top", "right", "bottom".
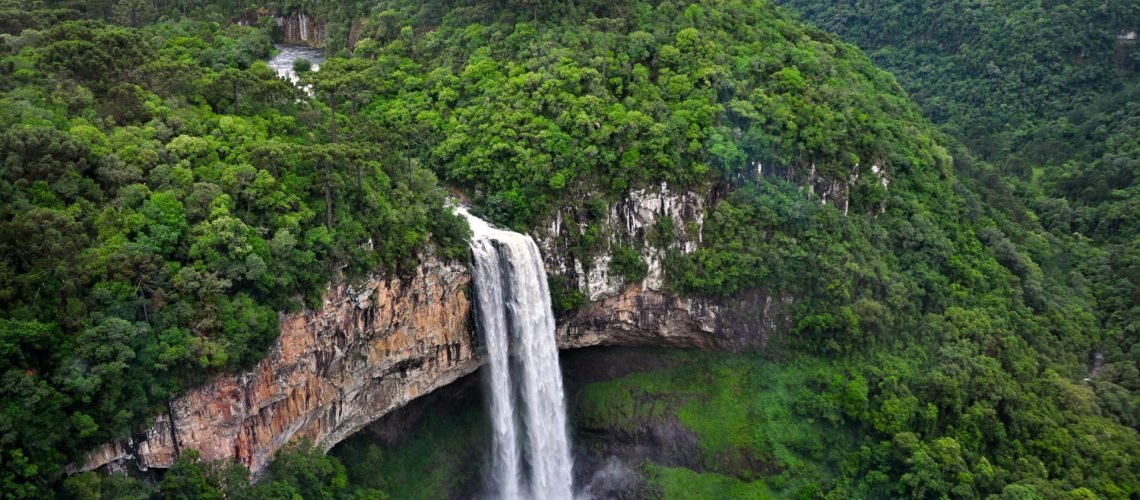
{"left": 458, "top": 208, "right": 574, "bottom": 500}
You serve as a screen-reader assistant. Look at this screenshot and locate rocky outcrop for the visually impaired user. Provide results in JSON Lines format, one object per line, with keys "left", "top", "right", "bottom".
{"left": 233, "top": 9, "right": 326, "bottom": 47}
{"left": 82, "top": 183, "right": 796, "bottom": 479}
{"left": 759, "top": 161, "right": 890, "bottom": 216}
{"left": 559, "top": 286, "right": 791, "bottom": 352}
{"left": 82, "top": 262, "right": 786, "bottom": 479}
{"left": 83, "top": 256, "right": 476, "bottom": 477}
{"left": 538, "top": 182, "right": 706, "bottom": 301}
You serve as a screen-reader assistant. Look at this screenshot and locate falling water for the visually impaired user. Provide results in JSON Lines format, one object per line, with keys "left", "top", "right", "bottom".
{"left": 458, "top": 207, "right": 574, "bottom": 500}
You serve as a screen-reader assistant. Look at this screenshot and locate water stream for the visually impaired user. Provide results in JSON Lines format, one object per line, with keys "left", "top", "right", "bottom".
{"left": 266, "top": 44, "right": 326, "bottom": 84}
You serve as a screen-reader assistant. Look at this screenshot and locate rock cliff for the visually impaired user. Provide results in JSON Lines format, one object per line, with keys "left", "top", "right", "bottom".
{"left": 233, "top": 9, "right": 326, "bottom": 47}
{"left": 83, "top": 256, "right": 476, "bottom": 477}
{"left": 560, "top": 286, "right": 790, "bottom": 352}
{"left": 276, "top": 12, "right": 325, "bottom": 47}
{"left": 82, "top": 187, "right": 793, "bottom": 479}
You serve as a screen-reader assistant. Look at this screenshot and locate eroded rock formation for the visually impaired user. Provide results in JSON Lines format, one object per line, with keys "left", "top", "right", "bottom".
{"left": 560, "top": 286, "right": 790, "bottom": 352}
{"left": 82, "top": 188, "right": 793, "bottom": 479}
{"left": 83, "top": 256, "right": 476, "bottom": 477}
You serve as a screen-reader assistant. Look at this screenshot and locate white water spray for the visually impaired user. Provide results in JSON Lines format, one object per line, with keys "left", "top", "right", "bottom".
{"left": 458, "top": 207, "right": 574, "bottom": 500}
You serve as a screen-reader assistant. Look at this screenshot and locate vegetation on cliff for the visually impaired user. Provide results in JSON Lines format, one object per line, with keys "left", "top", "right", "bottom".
{"left": 774, "top": 0, "right": 1140, "bottom": 411}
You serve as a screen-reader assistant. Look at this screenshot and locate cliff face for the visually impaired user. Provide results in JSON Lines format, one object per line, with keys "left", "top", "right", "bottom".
{"left": 83, "top": 187, "right": 794, "bottom": 478}
{"left": 233, "top": 9, "right": 326, "bottom": 47}
{"left": 83, "top": 256, "right": 476, "bottom": 477}
{"left": 276, "top": 12, "right": 326, "bottom": 47}
{"left": 560, "top": 286, "right": 790, "bottom": 352}
{"left": 539, "top": 182, "right": 792, "bottom": 351}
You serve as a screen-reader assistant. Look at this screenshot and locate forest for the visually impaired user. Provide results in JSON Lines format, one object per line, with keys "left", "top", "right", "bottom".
{"left": 0, "top": 0, "right": 1137, "bottom": 497}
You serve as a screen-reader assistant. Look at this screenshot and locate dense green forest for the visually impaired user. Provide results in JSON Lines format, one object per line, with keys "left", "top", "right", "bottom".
{"left": 775, "top": 0, "right": 1140, "bottom": 395}
{"left": 0, "top": 2, "right": 467, "bottom": 495}
{"left": 0, "top": 0, "right": 1136, "bottom": 497}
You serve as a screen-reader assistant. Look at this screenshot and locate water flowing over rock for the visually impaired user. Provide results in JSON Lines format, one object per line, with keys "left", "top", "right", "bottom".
{"left": 233, "top": 10, "right": 326, "bottom": 47}
{"left": 276, "top": 12, "right": 325, "bottom": 47}
{"left": 461, "top": 207, "right": 574, "bottom": 500}
{"left": 82, "top": 192, "right": 792, "bottom": 480}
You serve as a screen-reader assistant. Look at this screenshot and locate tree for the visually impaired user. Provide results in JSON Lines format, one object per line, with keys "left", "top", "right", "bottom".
{"left": 111, "top": 0, "right": 156, "bottom": 28}
{"left": 293, "top": 58, "right": 312, "bottom": 73}
{"left": 266, "top": 441, "right": 352, "bottom": 499}
{"left": 207, "top": 68, "right": 260, "bottom": 114}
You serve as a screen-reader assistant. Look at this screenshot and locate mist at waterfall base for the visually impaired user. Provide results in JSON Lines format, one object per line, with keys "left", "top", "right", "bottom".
{"left": 457, "top": 207, "right": 575, "bottom": 500}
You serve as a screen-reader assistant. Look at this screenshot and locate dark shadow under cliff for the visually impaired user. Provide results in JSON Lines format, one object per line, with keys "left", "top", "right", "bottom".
{"left": 330, "top": 347, "right": 808, "bottom": 499}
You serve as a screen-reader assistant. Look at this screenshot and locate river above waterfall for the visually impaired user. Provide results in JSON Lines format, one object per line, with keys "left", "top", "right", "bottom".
{"left": 267, "top": 44, "right": 326, "bottom": 83}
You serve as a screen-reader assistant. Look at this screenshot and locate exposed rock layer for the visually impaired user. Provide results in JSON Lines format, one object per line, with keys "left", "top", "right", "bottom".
{"left": 276, "top": 12, "right": 326, "bottom": 47}
{"left": 84, "top": 189, "right": 792, "bottom": 478}
{"left": 84, "top": 257, "right": 476, "bottom": 477}
{"left": 560, "top": 286, "right": 790, "bottom": 352}
{"left": 233, "top": 9, "right": 326, "bottom": 47}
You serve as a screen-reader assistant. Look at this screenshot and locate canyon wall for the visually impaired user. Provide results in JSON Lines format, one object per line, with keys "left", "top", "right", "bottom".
{"left": 234, "top": 9, "right": 326, "bottom": 47}
{"left": 82, "top": 188, "right": 793, "bottom": 478}
{"left": 83, "top": 256, "right": 476, "bottom": 477}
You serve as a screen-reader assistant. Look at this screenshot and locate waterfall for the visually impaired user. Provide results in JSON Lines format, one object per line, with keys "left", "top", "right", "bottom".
{"left": 458, "top": 207, "right": 574, "bottom": 500}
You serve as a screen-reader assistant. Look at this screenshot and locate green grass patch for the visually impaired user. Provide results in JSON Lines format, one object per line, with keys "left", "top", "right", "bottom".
{"left": 573, "top": 351, "right": 860, "bottom": 494}
{"left": 646, "top": 463, "right": 773, "bottom": 499}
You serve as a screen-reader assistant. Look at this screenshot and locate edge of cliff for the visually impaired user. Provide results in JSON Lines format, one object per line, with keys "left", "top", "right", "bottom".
{"left": 81, "top": 187, "right": 796, "bottom": 478}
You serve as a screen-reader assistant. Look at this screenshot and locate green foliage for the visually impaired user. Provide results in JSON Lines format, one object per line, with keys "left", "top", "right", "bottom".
{"left": 609, "top": 244, "right": 648, "bottom": 284}
{"left": 0, "top": 0, "right": 1134, "bottom": 498}
{"left": 292, "top": 57, "right": 312, "bottom": 73}
{"left": 548, "top": 275, "right": 587, "bottom": 317}
{"left": 69, "top": 444, "right": 386, "bottom": 499}
{"left": 111, "top": 0, "right": 157, "bottom": 28}
{"left": 645, "top": 464, "right": 773, "bottom": 499}
{"left": 0, "top": 17, "right": 469, "bottom": 496}
{"left": 776, "top": 0, "right": 1138, "bottom": 165}
{"left": 577, "top": 349, "right": 1140, "bottom": 498}
{"left": 322, "top": 0, "right": 933, "bottom": 228}
{"left": 575, "top": 352, "right": 853, "bottom": 496}
{"left": 777, "top": 0, "right": 1140, "bottom": 432}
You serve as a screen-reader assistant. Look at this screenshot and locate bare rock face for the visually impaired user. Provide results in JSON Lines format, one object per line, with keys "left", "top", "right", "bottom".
{"left": 82, "top": 184, "right": 795, "bottom": 479}
{"left": 83, "top": 256, "right": 476, "bottom": 477}
{"left": 537, "top": 182, "right": 707, "bottom": 302}
{"left": 276, "top": 12, "right": 326, "bottom": 47}
{"left": 558, "top": 286, "right": 791, "bottom": 352}
{"left": 82, "top": 258, "right": 789, "bottom": 480}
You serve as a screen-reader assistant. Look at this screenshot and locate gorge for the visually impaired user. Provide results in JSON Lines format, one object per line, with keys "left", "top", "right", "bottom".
{"left": 80, "top": 188, "right": 789, "bottom": 480}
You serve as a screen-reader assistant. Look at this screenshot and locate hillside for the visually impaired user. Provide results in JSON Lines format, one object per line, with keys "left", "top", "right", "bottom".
{"left": 775, "top": 0, "right": 1139, "bottom": 388}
